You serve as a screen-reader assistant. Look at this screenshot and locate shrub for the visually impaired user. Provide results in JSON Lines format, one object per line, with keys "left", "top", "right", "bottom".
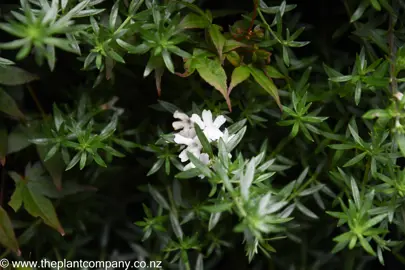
{"left": 0, "top": 0, "right": 405, "bottom": 269}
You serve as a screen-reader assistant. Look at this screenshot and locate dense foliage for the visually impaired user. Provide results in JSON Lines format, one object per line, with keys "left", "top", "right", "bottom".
{"left": 1, "top": 0, "right": 405, "bottom": 269}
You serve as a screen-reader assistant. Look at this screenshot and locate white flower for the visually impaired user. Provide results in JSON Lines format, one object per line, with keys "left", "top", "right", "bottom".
{"left": 221, "top": 129, "right": 235, "bottom": 158}
{"left": 174, "top": 134, "right": 202, "bottom": 162}
{"left": 183, "top": 153, "right": 210, "bottom": 171}
{"left": 172, "top": 110, "right": 196, "bottom": 138}
{"left": 183, "top": 153, "right": 210, "bottom": 179}
{"left": 222, "top": 128, "right": 235, "bottom": 143}
{"left": 191, "top": 110, "right": 226, "bottom": 142}
{"left": 394, "top": 92, "right": 404, "bottom": 101}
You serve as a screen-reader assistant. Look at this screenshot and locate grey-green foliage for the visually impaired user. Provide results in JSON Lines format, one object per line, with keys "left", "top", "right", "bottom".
{"left": 1, "top": 0, "right": 405, "bottom": 269}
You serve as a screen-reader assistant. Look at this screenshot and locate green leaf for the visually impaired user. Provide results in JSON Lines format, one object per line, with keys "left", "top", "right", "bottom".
{"left": 106, "top": 50, "right": 125, "bottom": 64}
{"left": 9, "top": 183, "right": 23, "bottom": 212}
{"left": 92, "top": 152, "right": 107, "bottom": 167}
{"left": 0, "top": 57, "right": 14, "bottom": 65}
{"left": 370, "top": 0, "right": 381, "bottom": 10}
{"left": 323, "top": 63, "right": 344, "bottom": 78}
{"left": 162, "top": 49, "right": 175, "bottom": 73}
{"left": 0, "top": 88, "right": 24, "bottom": 119}
{"left": 350, "top": 177, "right": 361, "bottom": 209}
{"left": 282, "top": 46, "right": 290, "bottom": 66}
{"left": 299, "top": 184, "right": 325, "bottom": 196}
{"left": 228, "top": 66, "right": 250, "bottom": 94}
{"left": 201, "top": 202, "right": 233, "bottom": 213}
{"left": 37, "top": 144, "right": 64, "bottom": 190}
{"left": 179, "top": 13, "right": 209, "bottom": 29}
{"left": 248, "top": 66, "right": 282, "bottom": 110}
{"left": 363, "top": 214, "right": 387, "bottom": 230}
{"left": 194, "top": 57, "right": 230, "bottom": 109}
{"left": 0, "top": 205, "right": 20, "bottom": 255}
{"left": 116, "top": 40, "right": 150, "bottom": 54}
{"left": 359, "top": 235, "right": 376, "bottom": 256}
{"left": 194, "top": 124, "right": 213, "bottom": 157}
{"left": 351, "top": 0, "right": 370, "bottom": 22}
{"left": 264, "top": 65, "right": 285, "bottom": 78}
{"left": 329, "top": 144, "right": 356, "bottom": 150}
{"left": 129, "top": 0, "right": 144, "bottom": 14}
{"left": 333, "top": 231, "right": 353, "bottom": 243}
{"left": 79, "top": 151, "right": 87, "bottom": 170}
{"left": 226, "top": 126, "right": 246, "bottom": 152}
{"left": 0, "top": 126, "right": 7, "bottom": 166}
{"left": 329, "top": 75, "right": 353, "bottom": 82}
{"left": 22, "top": 187, "right": 65, "bottom": 235}
{"left": 7, "top": 126, "right": 31, "bottom": 154}
{"left": 362, "top": 109, "right": 391, "bottom": 119}
{"left": 147, "top": 159, "right": 164, "bottom": 176}
{"left": 354, "top": 81, "right": 362, "bottom": 105}
{"left": 396, "top": 134, "right": 405, "bottom": 158}
{"left": 175, "top": 168, "right": 201, "bottom": 179}
{"left": 209, "top": 24, "right": 226, "bottom": 60}
{"left": 109, "top": 0, "right": 120, "bottom": 30}
{"left": 208, "top": 212, "right": 221, "bottom": 231}
{"left": 0, "top": 65, "right": 38, "bottom": 85}
{"left": 169, "top": 213, "right": 183, "bottom": 240}
{"left": 348, "top": 124, "right": 364, "bottom": 147}
{"left": 52, "top": 104, "right": 64, "bottom": 132}
{"left": 296, "top": 201, "right": 318, "bottom": 219}
{"left": 240, "top": 159, "right": 255, "bottom": 201}
{"left": 195, "top": 253, "right": 204, "bottom": 270}
{"left": 187, "top": 152, "right": 212, "bottom": 177}
{"left": 343, "top": 152, "right": 367, "bottom": 167}
{"left": 65, "top": 152, "right": 81, "bottom": 171}
{"left": 227, "top": 119, "right": 246, "bottom": 134}
{"left": 148, "top": 184, "right": 170, "bottom": 210}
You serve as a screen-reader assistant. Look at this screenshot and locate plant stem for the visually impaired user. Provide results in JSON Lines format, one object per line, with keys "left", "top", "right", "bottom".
{"left": 27, "top": 84, "right": 46, "bottom": 119}
{"left": 270, "top": 135, "right": 292, "bottom": 158}
{"left": 388, "top": 12, "right": 398, "bottom": 95}
{"left": 256, "top": 8, "right": 281, "bottom": 43}
{"left": 361, "top": 158, "right": 370, "bottom": 197}
{"left": 0, "top": 167, "right": 5, "bottom": 207}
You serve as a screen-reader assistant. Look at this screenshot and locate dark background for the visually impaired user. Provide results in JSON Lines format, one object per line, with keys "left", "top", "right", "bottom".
{"left": 0, "top": 0, "right": 403, "bottom": 269}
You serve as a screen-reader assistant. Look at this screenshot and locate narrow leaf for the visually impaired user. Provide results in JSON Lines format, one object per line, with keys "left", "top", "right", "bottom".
{"left": 0, "top": 88, "right": 25, "bottom": 119}
{"left": 0, "top": 206, "right": 20, "bottom": 255}
{"left": 228, "top": 66, "right": 250, "bottom": 94}
{"left": 248, "top": 66, "right": 282, "bottom": 110}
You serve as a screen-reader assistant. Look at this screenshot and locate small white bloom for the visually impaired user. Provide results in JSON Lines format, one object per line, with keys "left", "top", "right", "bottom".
{"left": 172, "top": 110, "right": 196, "bottom": 138}
{"left": 394, "top": 92, "right": 404, "bottom": 101}
{"left": 222, "top": 128, "right": 235, "bottom": 143}
{"left": 183, "top": 153, "right": 210, "bottom": 171}
{"left": 221, "top": 128, "right": 235, "bottom": 159}
{"left": 190, "top": 110, "right": 226, "bottom": 142}
{"left": 174, "top": 134, "right": 202, "bottom": 162}
{"left": 183, "top": 153, "right": 210, "bottom": 179}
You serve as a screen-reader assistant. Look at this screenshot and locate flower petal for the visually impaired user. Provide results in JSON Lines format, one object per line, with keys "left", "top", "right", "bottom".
{"left": 179, "top": 149, "right": 189, "bottom": 162}
{"left": 213, "top": 115, "right": 226, "bottom": 128}
{"left": 202, "top": 110, "right": 213, "bottom": 125}
{"left": 191, "top": 114, "right": 205, "bottom": 129}
{"left": 174, "top": 134, "right": 193, "bottom": 145}
{"left": 174, "top": 110, "right": 189, "bottom": 121}
{"left": 172, "top": 121, "right": 185, "bottom": 130}
{"left": 204, "top": 126, "right": 223, "bottom": 141}
{"left": 188, "top": 144, "right": 202, "bottom": 157}
{"left": 199, "top": 153, "right": 210, "bottom": 165}
{"left": 183, "top": 162, "right": 195, "bottom": 171}
{"left": 179, "top": 128, "right": 196, "bottom": 138}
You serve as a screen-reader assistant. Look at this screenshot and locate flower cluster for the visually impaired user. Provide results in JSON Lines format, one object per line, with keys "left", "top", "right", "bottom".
{"left": 172, "top": 109, "right": 230, "bottom": 172}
